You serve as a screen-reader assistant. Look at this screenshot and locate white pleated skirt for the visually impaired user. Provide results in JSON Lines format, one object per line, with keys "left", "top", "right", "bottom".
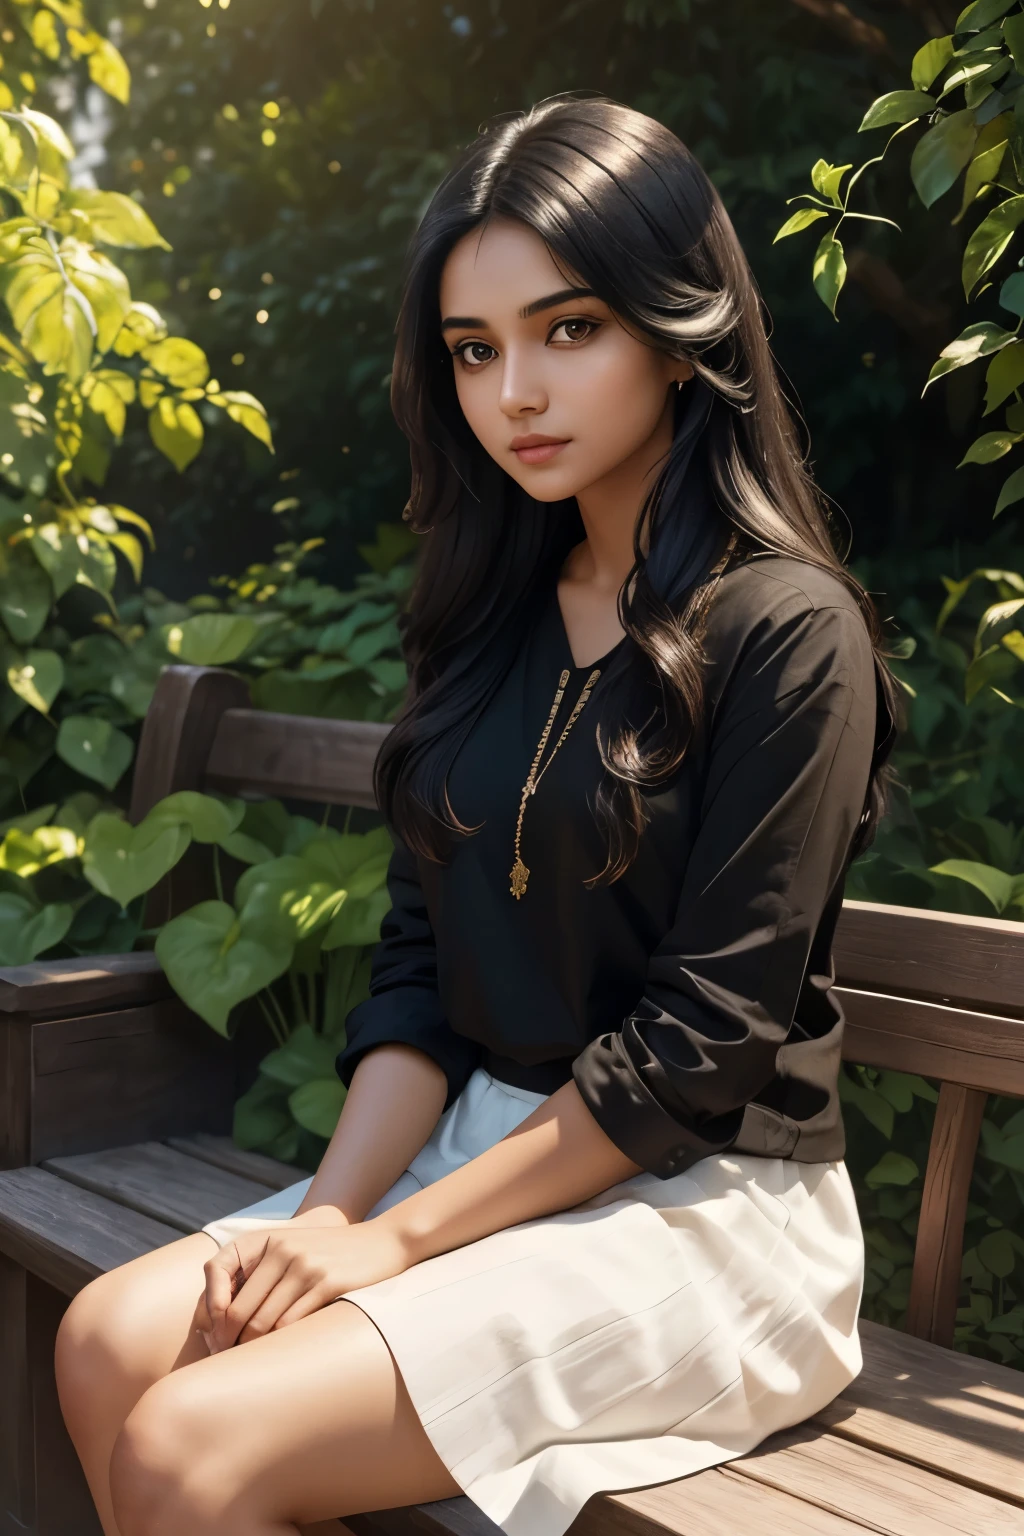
{"left": 202, "top": 1067, "right": 865, "bottom": 1536}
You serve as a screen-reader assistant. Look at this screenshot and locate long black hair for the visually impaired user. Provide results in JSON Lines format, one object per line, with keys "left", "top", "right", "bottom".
{"left": 374, "top": 91, "right": 899, "bottom": 883}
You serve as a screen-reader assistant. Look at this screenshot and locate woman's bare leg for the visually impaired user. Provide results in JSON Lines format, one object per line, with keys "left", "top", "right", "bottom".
{"left": 55, "top": 1232, "right": 221, "bottom": 1536}
{"left": 106, "top": 1297, "right": 461, "bottom": 1536}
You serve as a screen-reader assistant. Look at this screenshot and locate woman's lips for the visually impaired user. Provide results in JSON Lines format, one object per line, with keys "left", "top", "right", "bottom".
{"left": 513, "top": 440, "right": 569, "bottom": 464}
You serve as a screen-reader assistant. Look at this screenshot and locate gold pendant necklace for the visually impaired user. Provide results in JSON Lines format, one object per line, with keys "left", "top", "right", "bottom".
{"left": 510, "top": 665, "right": 602, "bottom": 899}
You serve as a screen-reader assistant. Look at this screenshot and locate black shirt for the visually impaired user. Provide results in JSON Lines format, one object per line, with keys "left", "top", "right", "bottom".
{"left": 337, "top": 554, "right": 895, "bottom": 1179}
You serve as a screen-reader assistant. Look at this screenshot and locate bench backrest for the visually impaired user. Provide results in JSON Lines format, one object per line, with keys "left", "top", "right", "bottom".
{"left": 133, "top": 665, "right": 1024, "bottom": 1351}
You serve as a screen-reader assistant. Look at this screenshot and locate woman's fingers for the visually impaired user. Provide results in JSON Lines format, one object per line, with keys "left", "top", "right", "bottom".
{"left": 204, "top": 1233, "right": 269, "bottom": 1340}
{"left": 267, "top": 1283, "right": 338, "bottom": 1334}
{"left": 236, "top": 1266, "right": 328, "bottom": 1342}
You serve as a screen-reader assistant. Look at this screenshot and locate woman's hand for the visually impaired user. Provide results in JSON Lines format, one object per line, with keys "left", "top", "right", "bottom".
{"left": 201, "top": 1217, "right": 414, "bottom": 1352}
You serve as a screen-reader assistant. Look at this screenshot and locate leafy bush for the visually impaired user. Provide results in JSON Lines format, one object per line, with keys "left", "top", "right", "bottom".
{"left": 0, "top": 0, "right": 271, "bottom": 822}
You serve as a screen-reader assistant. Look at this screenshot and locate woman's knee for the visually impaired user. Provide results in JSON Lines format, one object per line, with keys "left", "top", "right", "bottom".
{"left": 54, "top": 1242, "right": 209, "bottom": 1420}
{"left": 55, "top": 1270, "right": 139, "bottom": 1409}
{"left": 109, "top": 1375, "right": 243, "bottom": 1536}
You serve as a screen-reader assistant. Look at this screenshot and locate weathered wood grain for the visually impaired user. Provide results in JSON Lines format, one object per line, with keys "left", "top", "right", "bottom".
{"left": 835, "top": 900, "right": 1024, "bottom": 1016}
{"left": 729, "top": 1419, "right": 1024, "bottom": 1533}
{"left": 130, "top": 665, "right": 252, "bottom": 822}
{"left": 203, "top": 708, "right": 388, "bottom": 807}
{"left": 906, "top": 1084, "right": 988, "bottom": 1347}
{"left": 590, "top": 1465, "right": 872, "bottom": 1536}
{"left": 41, "top": 1142, "right": 271, "bottom": 1234}
{"left": 814, "top": 1318, "right": 1024, "bottom": 1507}
{"left": 0, "top": 952, "right": 169, "bottom": 1018}
{"left": 0, "top": 1254, "right": 33, "bottom": 1532}
{"left": 839, "top": 988, "right": 1024, "bottom": 1093}
{"left": 0, "top": 1167, "right": 179, "bottom": 1296}
{"left": 345, "top": 1467, "right": 876, "bottom": 1536}
{"left": 7, "top": 1001, "right": 234, "bottom": 1169}
{"left": 166, "top": 1132, "right": 301, "bottom": 1191}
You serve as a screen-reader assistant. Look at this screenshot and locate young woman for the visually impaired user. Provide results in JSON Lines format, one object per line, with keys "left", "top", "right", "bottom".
{"left": 55, "top": 93, "right": 898, "bottom": 1536}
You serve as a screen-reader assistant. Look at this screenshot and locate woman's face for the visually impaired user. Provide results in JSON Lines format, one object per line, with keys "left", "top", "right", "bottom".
{"left": 438, "top": 216, "right": 692, "bottom": 505}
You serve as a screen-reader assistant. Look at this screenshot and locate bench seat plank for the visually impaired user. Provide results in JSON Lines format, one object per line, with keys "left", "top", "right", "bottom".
{"left": 346, "top": 1463, "right": 876, "bottom": 1536}
{"left": 166, "top": 1133, "right": 301, "bottom": 1191}
{"left": 0, "top": 1166, "right": 179, "bottom": 1296}
{"left": 729, "top": 1419, "right": 1024, "bottom": 1533}
{"left": 40, "top": 1142, "right": 271, "bottom": 1234}
{"left": 814, "top": 1318, "right": 1024, "bottom": 1506}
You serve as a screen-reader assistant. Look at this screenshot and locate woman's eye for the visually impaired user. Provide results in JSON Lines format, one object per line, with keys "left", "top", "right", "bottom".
{"left": 551, "top": 318, "right": 597, "bottom": 344}
{"left": 452, "top": 341, "right": 495, "bottom": 368}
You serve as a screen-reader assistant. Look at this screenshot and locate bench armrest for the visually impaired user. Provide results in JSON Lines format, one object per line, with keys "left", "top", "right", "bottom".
{"left": 0, "top": 952, "right": 171, "bottom": 1020}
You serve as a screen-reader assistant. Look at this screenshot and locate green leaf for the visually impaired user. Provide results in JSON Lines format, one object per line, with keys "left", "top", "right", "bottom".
{"left": 859, "top": 91, "right": 934, "bottom": 131}
{"left": 164, "top": 612, "right": 258, "bottom": 664}
{"left": 0, "top": 824, "right": 80, "bottom": 876}
{"left": 999, "top": 272, "right": 1024, "bottom": 316}
{"left": 260, "top": 1023, "right": 340, "bottom": 1088}
{"left": 0, "top": 893, "right": 72, "bottom": 965}
{"left": 0, "top": 543, "right": 51, "bottom": 644}
{"left": 810, "top": 159, "right": 851, "bottom": 206}
{"left": 984, "top": 343, "right": 1024, "bottom": 412}
{"left": 144, "top": 791, "right": 244, "bottom": 844}
{"left": 958, "top": 429, "right": 1023, "bottom": 464}
{"left": 233, "top": 1074, "right": 293, "bottom": 1151}
{"left": 995, "top": 463, "right": 1024, "bottom": 514}
{"left": 144, "top": 337, "right": 209, "bottom": 388}
{"left": 1005, "top": 12, "right": 1024, "bottom": 70}
{"left": 207, "top": 389, "right": 273, "bottom": 451}
{"left": 288, "top": 1077, "right": 346, "bottom": 1140}
{"left": 85, "top": 37, "right": 131, "bottom": 106}
{"left": 82, "top": 811, "right": 191, "bottom": 908}
{"left": 839, "top": 1073, "right": 895, "bottom": 1138}
{"left": 812, "top": 231, "right": 846, "bottom": 317}
{"left": 322, "top": 888, "right": 392, "bottom": 949}
{"left": 56, "top": 715, "right": 134, "bottom": 790}
{"left": 958, "top": 0, "right": 1017, "bottom": 26}
{"left": 773, "top": 207, "right": 830, "bottom": 243}
{"left": 236, "top": 855, "right": 347, "bottom": 942}
{"left": 20, "top": 109, "right": 74, "bottom": 163}
{"left": 978, "top": 1229, "right": 1017, "bottom": 1277}
{"left": 155, "top": 899, "right": 294, "bottom": 1034}
{"left": 112, "top": 301, "right": 167, "bottom": 357}
{"left": 910, "top": 111, "right": 978, "bottom": 209}
{"left": 29, "top": 523, "right": 83, "bottom": 599}
{"left": 912, "top": 35, "right": 955, "bottom": 91}
{"left": 923, "top": 320, "right": 1017, "bottom": 392}
{"left": 149, "top": 395, "right": 203, "bottom": 472}
{"left": 963, "top": 194, "right": 1024, "bottom": 297}
{"left": 7, "top": 647, "right": 63, "bottom": 715}
{"left": 930, "top": 857, "right": 1015, "bottom": 911}
{"left": 864, "top": 1152, "right": 919, "bottom": 1190}
{"left": 82, "top": 367, "right": 136, "bottom": 438}
{"left": 64, "top": 191, "right": 168, "bottom": 251}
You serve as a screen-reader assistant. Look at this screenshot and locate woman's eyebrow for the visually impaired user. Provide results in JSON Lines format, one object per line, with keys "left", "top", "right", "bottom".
{"left": 440, "top": 286, "right": 597, "bottom": 333}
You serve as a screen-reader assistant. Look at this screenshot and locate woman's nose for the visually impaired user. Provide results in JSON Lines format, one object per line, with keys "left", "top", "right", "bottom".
{"left": 499, "top": 350, "right": 548, "bottom": 417}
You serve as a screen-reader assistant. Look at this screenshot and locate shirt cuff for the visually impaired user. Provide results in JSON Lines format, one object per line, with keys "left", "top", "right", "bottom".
{"left": 336, "top": 988, "right": 481, "bottom": 1112}
{"left": 571, "top": 1026, "right": 744, "bottom": 1179}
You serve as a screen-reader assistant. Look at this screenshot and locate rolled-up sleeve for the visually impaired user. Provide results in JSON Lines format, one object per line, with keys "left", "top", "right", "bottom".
{"left": 571, "top": 595, "right": 878, "bottom": 1178}
{"left": 336, "top": 829, "right": 481, "bottom": 1109}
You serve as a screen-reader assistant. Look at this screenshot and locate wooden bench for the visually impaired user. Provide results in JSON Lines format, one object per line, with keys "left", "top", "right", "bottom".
{"left": 2, "top": 663, "right": 1024, "bottom": 1536}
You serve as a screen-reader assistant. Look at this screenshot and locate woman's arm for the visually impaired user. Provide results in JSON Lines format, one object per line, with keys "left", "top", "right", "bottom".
{"left": 202, "top": 1075, "right": 641, "bottom": 1348}
{"left": 292, "top": 1042, "right": 448, "bottom": 1225}
{"left": 372, "top": 1075, "right": 642, "bottom": 1263}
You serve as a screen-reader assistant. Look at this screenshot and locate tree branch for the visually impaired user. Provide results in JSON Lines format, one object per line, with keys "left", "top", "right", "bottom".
{"left": 789, "top": 0, "right": 890, "bottom": 56}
